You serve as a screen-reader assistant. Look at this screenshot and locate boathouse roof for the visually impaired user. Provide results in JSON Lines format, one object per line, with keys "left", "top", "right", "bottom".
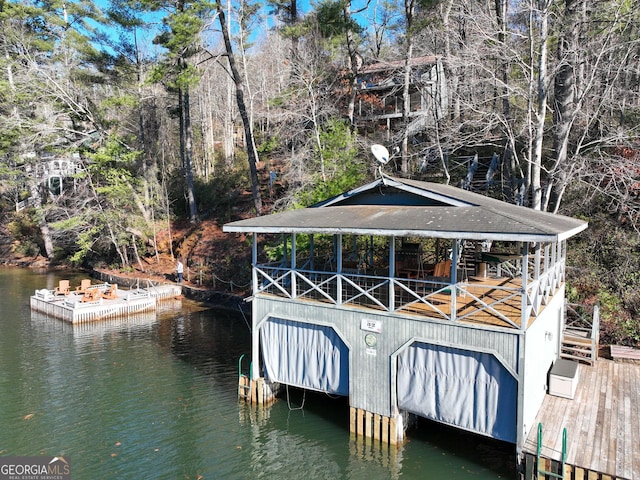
{"left": 223, "top": 177, "right": 588, "bottom": 242}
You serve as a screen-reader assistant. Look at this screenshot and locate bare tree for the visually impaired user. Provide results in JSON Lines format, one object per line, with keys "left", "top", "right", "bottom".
{"left": 215, "top": 0, "right": 263, "bottom": 214}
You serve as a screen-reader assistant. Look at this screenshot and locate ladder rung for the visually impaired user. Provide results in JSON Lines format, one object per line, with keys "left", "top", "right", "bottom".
{"left": 561, "top": 345, "right": 592, "bottom": 353}
{"left": 562, "top": 337, "right": 592, "bottom": 345}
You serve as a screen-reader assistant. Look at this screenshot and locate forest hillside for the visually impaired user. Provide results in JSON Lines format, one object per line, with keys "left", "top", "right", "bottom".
{"left": 1, "top": 0, "right": 639, "bottom": 345}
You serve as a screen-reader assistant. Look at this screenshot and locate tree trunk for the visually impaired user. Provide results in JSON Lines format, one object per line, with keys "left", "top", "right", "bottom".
{"left": 216, "top": 0, "right": 263, "bottom": 215}
{"left": 38, "top": 216, "right": 55, "bottom": 259}
{"left": 342, "top": 0, "right": 359, "bottom": 128}
{"left": 401, "top": 0, "right": 415, "bottom": 173}
{"left": 183, "top": 85, "right": 199, "bottom": 223}
{"left": 545, "top": 0, "right": 580, "bottom": 212}
{"left": 494, "top": 0, "right": 511, "bottom": 119}
{"left": 442, "top": 0, "right": 460, "bottom": 120}
{"left": 531, "top": 0, "right": 551, "bottom": 210}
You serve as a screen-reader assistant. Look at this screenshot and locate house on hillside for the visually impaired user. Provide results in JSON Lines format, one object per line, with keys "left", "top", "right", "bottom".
{"left": 355, "top": 56, "right": 448, "bottom": 136}
{"left": 16, "top": 152, "right": 83, "bottom": 211}
{"left": 223, "top": 175, "right": 587, "bottom": 457}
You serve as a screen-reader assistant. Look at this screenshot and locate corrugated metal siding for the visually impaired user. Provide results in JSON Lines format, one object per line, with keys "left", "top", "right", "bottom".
{"left": 254, "top": 296, "right": 521, "bottom": 417}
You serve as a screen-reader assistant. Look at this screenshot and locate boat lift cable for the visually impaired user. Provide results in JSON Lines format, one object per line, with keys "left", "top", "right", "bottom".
{"left": 238, "top": 299, "right": 252, "bottom": 332}
{"left": 285, "top": 384, "right": 306, "bottom": 411}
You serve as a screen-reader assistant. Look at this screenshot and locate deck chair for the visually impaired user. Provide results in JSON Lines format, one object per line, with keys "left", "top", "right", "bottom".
{"left": 75, "top": 279, "right": 92, "bottom": 293}
{"left": 102, "top": 283, "right": 118, "bottom": 300}
{"left": 433, "top": 259, "right": 452, "bottom": 278}
{"left": 81, "top": 288, "right": 101, "bottom": 302}
{"left": 54, "top": 280, "right": 70, "bottom": 296}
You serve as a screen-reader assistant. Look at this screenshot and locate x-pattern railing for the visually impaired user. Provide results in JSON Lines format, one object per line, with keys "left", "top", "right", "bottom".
{"left": 340, "top": 273, "right": 389, "bottom": 310}
{"left": 254, "top": 260, "right": 565, "bottom": 329}
{"left": 524, "top": 261, "right": 564, "bottom": 320}
{"left": 456, "top": 283, "right": 522, "bottom": 328}
{"left": 256, "top": 265, "right": 293, "bottom": 298}
{"left": 393, "top": 278, "right": 451, "bottom": 321}
{"left": 294, "top": 271, "right": 337, "bottom": 304}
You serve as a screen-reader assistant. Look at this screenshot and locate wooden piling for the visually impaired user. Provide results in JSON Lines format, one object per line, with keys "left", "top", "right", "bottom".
{"left": 238, "top": 375, "right": 251, "bottom": 401}
{"left": 237, "top": 376, "right": 277, "bottom": 406}
{"left": 349, "top": 407, "right": 401, "bottom": 446}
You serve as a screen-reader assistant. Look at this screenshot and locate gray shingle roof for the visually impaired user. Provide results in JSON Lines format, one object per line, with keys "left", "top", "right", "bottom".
{"left": 223, "top": 177, "right": 587, "bottom": 242}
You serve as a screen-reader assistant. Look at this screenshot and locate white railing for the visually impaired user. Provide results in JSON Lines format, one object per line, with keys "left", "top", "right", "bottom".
{"left": 255, "top": 258, "right": 566, "bottom": 330}
{"left": 456, "top": 282, "right": 523, "bottom": 328}
{"left": 524, "top": 260, "right": 565, "bottom": 321}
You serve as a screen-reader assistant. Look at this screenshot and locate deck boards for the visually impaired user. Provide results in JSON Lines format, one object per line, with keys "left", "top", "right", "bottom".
{"left": 278, "top": 274, "right": 553, "bottom": 329}
{"left": 523, "top": 359, "right": 640, "bottom": 479}
{"left": 398, "top": 277, "right": 529, "bottom": 328}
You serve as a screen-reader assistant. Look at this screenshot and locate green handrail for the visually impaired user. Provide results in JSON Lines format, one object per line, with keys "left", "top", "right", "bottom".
{"left": 536, "top": 422, "right": 567, "bottom": 479}
{"left": 238, "top": 354, "right": 251, "bottom": 378}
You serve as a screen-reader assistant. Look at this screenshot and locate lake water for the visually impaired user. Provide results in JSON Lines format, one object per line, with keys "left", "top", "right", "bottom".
{"left": 0, "top": 267, "right": 515, "bottom": 479}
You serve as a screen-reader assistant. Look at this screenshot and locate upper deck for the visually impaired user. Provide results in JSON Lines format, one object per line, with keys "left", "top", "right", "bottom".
{"left": 253, "top": 239, "right": 564, "bottom": 331}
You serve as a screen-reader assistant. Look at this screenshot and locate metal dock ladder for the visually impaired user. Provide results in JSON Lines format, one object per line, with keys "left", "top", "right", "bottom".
{"left": 536, "top": 422, "right": 567, "bottom": 479}
{"left": 238, "top": 354, "right": 252, "bottom": 401}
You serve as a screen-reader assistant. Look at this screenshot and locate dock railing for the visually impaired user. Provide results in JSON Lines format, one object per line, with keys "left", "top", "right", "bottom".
{"left": 561, "top": 302, "right": 600, "bottom": 364}
{"left": 254, "top": 262, "right": 561, "bottom": 328}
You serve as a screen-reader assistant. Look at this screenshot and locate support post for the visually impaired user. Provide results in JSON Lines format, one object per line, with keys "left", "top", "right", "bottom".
{"left": 389, "top": 236, "right": 395, "bottom": 311}
{"left": 451, "top": 239, "right": 458, "bottom": 321}
{"left": 534, "top": 242, "right": 541, "bottom": 280}
{"left": 291, "top": 233, "right": 297, "bottom": 298}
{"left": 252, "top": 233, "right": 258, "bottom": 294}
{"left": 521, "top": 242, "right": 529, "bottom": 330}
{"left": 337, "top": 234, "right": 343, "bottom": 305}
{"left": 349, "top": 407, "right": 400, "bottom": 446}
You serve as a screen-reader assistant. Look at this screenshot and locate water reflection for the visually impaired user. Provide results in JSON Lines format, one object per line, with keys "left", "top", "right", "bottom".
{"left": 2, "top": 268, "right": 515, "bottom": 479}
{"left": 30, "top": 311, "right": 158, "bottom": 345}
{"left": 238, "top": 398, "right": 407, "bottom": 480}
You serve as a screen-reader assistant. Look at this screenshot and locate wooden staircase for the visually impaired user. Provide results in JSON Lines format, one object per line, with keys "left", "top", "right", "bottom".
{"left": 560, "top": 303, "right": 600, "bottom": 365}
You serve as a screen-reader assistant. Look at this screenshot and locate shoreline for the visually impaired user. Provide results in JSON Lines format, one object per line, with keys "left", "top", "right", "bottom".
{"left": 1, "top": 260, "right": 249, "bottom": 314}
{"left": 92, "top": 268, "right": 250, "bottom": 314}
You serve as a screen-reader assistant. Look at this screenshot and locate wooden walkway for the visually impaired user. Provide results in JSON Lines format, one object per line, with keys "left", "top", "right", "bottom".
{"left": 522, "top": 358, "right": 640, "bottom": 479}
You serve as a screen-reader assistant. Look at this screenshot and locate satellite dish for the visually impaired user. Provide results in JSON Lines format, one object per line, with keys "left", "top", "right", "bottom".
{"left": 371, "top": 144, "right": 390, "bottom": 165}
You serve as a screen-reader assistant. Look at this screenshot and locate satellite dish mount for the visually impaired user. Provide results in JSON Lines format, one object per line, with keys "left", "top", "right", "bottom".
{"left": 371, "top": 144, "right": 390, "bottom": 178}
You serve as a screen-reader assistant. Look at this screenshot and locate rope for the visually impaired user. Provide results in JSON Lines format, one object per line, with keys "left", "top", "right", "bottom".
{"left": 185, "top": 264, "right": 251, "bottom": 292}
{"left": 210, "top": 272, "right": 251, "bottom": 290}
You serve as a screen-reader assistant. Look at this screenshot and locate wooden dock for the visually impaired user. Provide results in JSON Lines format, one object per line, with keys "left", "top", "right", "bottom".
{"left": 30, "top": 283, "right": 182, "bottom": 324}
{"left": 521, "top": 358, "right": 640, "bottom": 479}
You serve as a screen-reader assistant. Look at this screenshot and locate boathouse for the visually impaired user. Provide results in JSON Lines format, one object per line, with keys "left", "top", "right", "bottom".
{"left": 223, "top": 175, "right": 587, "bottom": 455}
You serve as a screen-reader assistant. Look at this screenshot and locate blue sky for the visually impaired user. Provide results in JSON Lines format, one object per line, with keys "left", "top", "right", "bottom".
{"left": 89, "top": 0, "right": 387, "bottom": 59}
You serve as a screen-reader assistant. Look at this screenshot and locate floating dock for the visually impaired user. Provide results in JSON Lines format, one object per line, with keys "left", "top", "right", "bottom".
{"left": 521, "top": 358, "right": 640, "bottom": 480}
{"left": 30, "top": 281, "right": 182, "bottom": 324}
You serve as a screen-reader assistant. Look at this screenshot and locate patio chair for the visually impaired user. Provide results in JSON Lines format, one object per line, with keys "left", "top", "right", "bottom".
{"left": 75, "top": 279, "right": 92, "bottom": 294}
{"left": 102, "top": 283, "right": 118, "bottom": 300}
{"left": 81, "top": 288, "right": 101, "bottom": 302}
{"left": 433, "top": 260, "right": 451, "bottom": 278}
{"left": 54, "top": 280, "right": 70, "bottom": 296}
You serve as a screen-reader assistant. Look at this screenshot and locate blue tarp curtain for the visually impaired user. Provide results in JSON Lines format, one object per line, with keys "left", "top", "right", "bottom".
{"left": 397, "top": 342, "right": 516, "bottom": 443}
{"left": 260, "top": 318, "right": 349, "bottom": 396}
